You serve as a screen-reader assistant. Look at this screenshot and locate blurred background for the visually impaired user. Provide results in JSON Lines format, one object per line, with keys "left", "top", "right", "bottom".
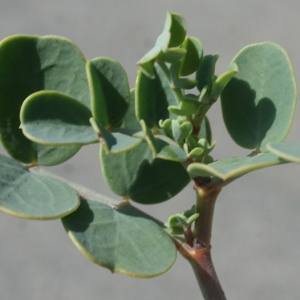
{"left": 1, "top": 0, "right": 300, "bottom": 299}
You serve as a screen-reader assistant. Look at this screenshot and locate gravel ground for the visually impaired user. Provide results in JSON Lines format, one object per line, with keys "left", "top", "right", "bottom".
{"left": 1, "top": 1, "right": 300, "bottom": 299}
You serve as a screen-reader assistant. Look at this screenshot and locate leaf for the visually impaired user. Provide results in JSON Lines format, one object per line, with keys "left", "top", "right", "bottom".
{"left": 100, "top": 92, "right": 190, "bottom": 204}
{"left": 159, "top": 119, "right": 173, "bottom": 137}
{"left": 158, "top": 48, "right": 186, "bottom": 63}
{"left": 221, "top": 42, "right": 298, "bottom": 151}
{"left": 101, "top": 143, "right": 150, "bottom": 197}
{"left": 62, "top": 200, "right": 177, "bottom": 277}
{"left": 155, "top": 140, "right": 188, "bottom": 162}
{"left": 179, "top": 37, "right": 203, "bottom": 76}
{"left": 187, "top": 153, "right": 281, "bottom": 180}
{"left": 155, "top": 31, "right": 171, "bottom": 51}
{"left": 171, "top": 120, "right": 193, "bottom": 141}
{"left": 168, "top": 95, "right": 201, "bottom": 116}
{"left": 32, "top": 146, "right": 80, "bottom": 167}
{"left": 137, "top": 46, "right": 162, "bottom": 79}
{"left": 170, "top": 62, "right": 198, "bottom": 90}
{"left": 267, "top": 142, "right": 300, "bottom": 163}
{"left": 156, "top": 12, "right": 187, "bottom": 49}
{"left": 166, "top": 12, "right": 187, "bottom": 48}
{"left": 20, "top": 91, "right": 98, "bottom": 146}
{"left": 90, "top": 118, "right": 142, "bottom": 154}
{"left": 188, "top": 148, "right": 204, "bottom": 158}
{"left": 211, "top": 62, "right": 239, "bottom": 100}
{"left": 198, "top": 116, "right": 212, "bottom": 144}
{"left": 196, "top": 54, "right": 219, "bottom": 93}
{"left": 0, "top": 154, "right": 79, "bottom": 219}
{"left": 135, "top": 63, "right": 181, "bottom": 128}
{"left": 123, "top": 89, "right": 141, "bottom": 131}
{"left": 137, "top": 12, "right": 187, "bottom": 78}
{"left": 127, "top": 155, "right": 190, "bottom": 204}
{"left": 140, "top": 120, "right": 187, "bottom": 162}
{"left": 0, "top": 35, "right": 90, "bottom": 165}
{"left": 31, "top": 167, "right": 121, "bottom": 207}
{"left": 87, "top": 57, "right": 130, "bottom": 129}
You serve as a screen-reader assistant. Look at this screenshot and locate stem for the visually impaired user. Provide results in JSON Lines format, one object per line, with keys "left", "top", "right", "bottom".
{"left": 175, "top": 241, "right": 226, "bottom": 300}
{"left": 189, "top": 246, "right": 226, "bottom": 300}
{"left": 192, "top": 99, "right": 216, "bottom": 136}
{"left": 183, "top": 226, "right": 194, "bottom": 247}
{"left": 194, "top": 185, "right": 221, "bottom": 246}
{"left": 176, "top": 182, "right": 226, "bottom": 299}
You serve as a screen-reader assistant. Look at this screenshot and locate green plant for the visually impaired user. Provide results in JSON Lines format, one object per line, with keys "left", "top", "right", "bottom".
{"left": 0, "top": 11, "right": 298, "bottom": 299}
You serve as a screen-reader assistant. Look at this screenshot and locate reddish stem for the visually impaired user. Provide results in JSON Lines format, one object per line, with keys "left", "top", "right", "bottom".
{"left": 175, "top": 241, "right": 226, "bottom": 300}
{"left": 189, "top": 246, "right": 226, "bottom": 300}
{"left": 174, "top": 181, "right": 226, "bottom": 299}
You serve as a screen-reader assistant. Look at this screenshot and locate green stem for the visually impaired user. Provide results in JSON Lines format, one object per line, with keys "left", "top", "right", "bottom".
{"left": 192, "top": 99, "right": 216, "bottom": 136}
{"left": 194, "top": 184, "right": 221, "bottom": 246}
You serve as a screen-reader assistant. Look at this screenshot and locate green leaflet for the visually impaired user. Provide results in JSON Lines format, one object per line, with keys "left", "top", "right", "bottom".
{"left": 20, "top": 91, "right": 98, "bottom": 146}
{"left": 187, "top": 153, "right": 281, "bottom": 181}
{"left": 31, "top": 167, "right": 121, "bottom": 207}
{"left": 168, "top": 95, "right": 201, "bottom": 116}
{"left": 0, "top": 35, "right": 90, "bottom": 165}
{"left": 101, "top": 90, "right": 190, "bottom": 204}
{"left": 171, "top": 120, "right": 193, "bottom": 141}
{"left": 62, "top": 200, "right": 177, "bottom": 277}
{"left": 87, "top": 57, "right": 130, "bottom": 129}
{"left": 267, "top": 142, "right": 300, "bottom": 163}
{"left": 127, "top": 156, "right": 190, "bottom": 204}
{"left": 221, "top": 42, "right": 297, "bottom": 152}
{"left": 137, "top": 12, "right": 187, "bottom": 77}
{"left": 101, "top": 141, "right": 190, "bottom": 204}
{"left": 140, "top": 120, "right": 187, "bottom": 162}
{"left": 179, "top": 37, "right": 203, "bottom": 77}
{"left": 90, "top": 118, "right": 142, "bottom": 154}
{"left": 211, "top": 63, "right": 239, "bottom": 100}
{"left": 196, "top": 54, "right": 219, "bottom": 93}
{"left": 158, "top": 48, "right": 186, "bottom": 63}
{"left": 0, "top": 154, "right": 79, "bottom": 219}
{"left": 170, "top": 62, "right": 198, "bottom": 90}
{"left": 135, "top": 63, "right": 181, "bottom": 128}
{"left": 165, "top": 12, "right": 187, "bottom": 48}
{"left": 136, "top": 46, "right": 161, "bottom": 79}
{"left": 198, "top": 116, "right": 212, "bottom": 144}
{"left": 169, "top": 37, "right": 203, "bottom": 90}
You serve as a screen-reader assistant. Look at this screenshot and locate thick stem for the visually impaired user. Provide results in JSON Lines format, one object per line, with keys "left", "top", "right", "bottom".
{"left": 194, "top": 185, "right": 222, "bottom": 246}
{"left": 189, "top": 246, "right": 226, "bottom": 300}
{"left": 175, "top": 182, "right": 226, "bottom": 299}
{"left": 175, "top": 241, "right": 226, "bottom": 300}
